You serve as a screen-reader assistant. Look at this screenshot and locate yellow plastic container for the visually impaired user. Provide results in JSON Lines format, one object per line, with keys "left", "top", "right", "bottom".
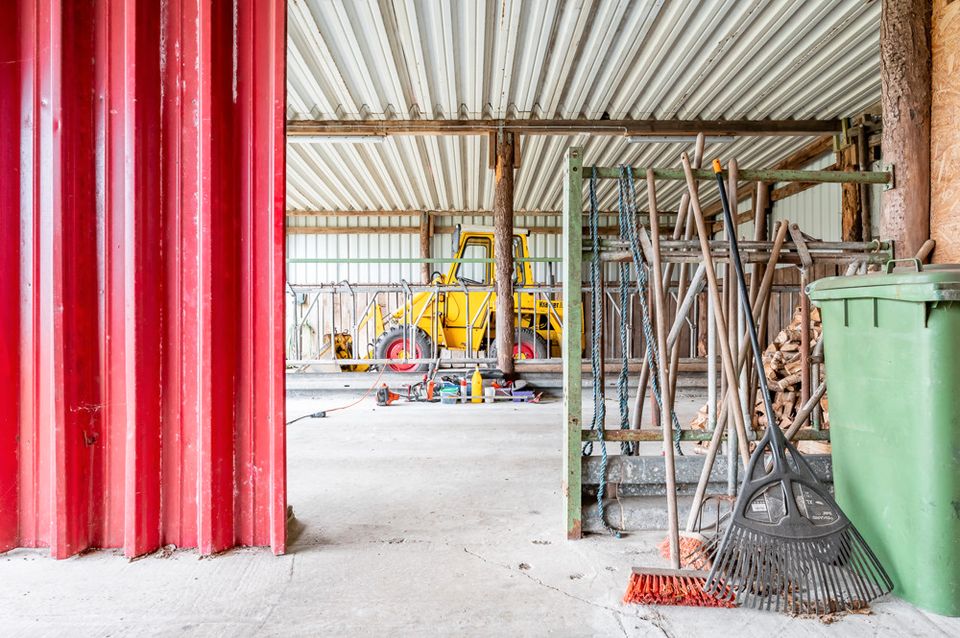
{"left": 471, "top": 367, "right": 483, "bottom": 404}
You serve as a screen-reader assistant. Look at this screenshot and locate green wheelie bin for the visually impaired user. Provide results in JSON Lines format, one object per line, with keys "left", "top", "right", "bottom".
{"left": 807, "top": 259, "right": 960, "bottom": 616}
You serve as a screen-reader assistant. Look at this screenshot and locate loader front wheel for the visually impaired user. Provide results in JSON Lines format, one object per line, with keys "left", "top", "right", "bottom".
{"left": 489, "top": 327, "right": 548, "bottom": 361}
{"left": 374, "top": 326, "right": 432, "bottom": 373}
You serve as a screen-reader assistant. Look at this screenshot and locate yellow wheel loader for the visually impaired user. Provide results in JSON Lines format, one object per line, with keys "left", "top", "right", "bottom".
{"left": 354, "top": 227, "right": 583, "bottom": 372}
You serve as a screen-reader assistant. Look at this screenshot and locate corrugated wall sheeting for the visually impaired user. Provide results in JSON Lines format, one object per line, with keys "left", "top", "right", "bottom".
{"left": 2, "top": 0, "right": 286, "bottom": 558}
{"left": 771, "top": 154, "right": 842, "bottom": 240}
{"left": 287, "top": 214, "right": 565, "bottom": 284}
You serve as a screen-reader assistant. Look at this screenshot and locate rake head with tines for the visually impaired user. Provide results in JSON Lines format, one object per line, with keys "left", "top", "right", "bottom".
{"left": 702, "top": 435, "right": 893, "bottom": 613}
{"left": 703, "top": 159, "right": 893, "bottom": 614}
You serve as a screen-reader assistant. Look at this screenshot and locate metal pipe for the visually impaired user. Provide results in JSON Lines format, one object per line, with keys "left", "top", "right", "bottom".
{"left": 800, "top": 269, "right": 811, "bottom": 413}
{"left": 707, "top": 287, "right": 717, "bottom": 434}
{"left": 601, "top": 238, "right": 890, "bottom": 252}
{"left": 584, "top": 428, "right": 830, "bottom": 443}
{"left": 587, "top": 166, "right": 892, "bottom": 185}
{"left": 811, "top": 338, "right": 824, "bottom": 430}
{"left": 728, "top": 160, "right": 742, "bottom": 496}
{"left": 592, "top": 251, "right": 889, "bottom": 266}
{"left": 712, "top": 221, "right": 789, "bottom": 433}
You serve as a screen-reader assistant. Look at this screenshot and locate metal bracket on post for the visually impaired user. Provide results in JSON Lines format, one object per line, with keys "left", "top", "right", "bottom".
{"left": 877, "top": 162, "right": 895, "bottom": 191}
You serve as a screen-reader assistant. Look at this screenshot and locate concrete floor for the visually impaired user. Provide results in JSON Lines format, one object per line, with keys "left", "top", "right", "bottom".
{"left": 3, "top": 388, "right": 958, "bottom": 637}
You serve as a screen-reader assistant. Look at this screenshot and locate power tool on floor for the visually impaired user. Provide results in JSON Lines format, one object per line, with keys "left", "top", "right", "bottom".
{"left": 376, "top": 384, "right": 400, "bottom": 406}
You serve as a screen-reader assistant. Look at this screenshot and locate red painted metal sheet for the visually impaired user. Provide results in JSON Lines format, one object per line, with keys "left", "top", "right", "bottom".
{"left": 0, "top": 0, "right": 286, "bottom": 558}
{"left": 0, "top": 0, "right": 22, "bottom": 554}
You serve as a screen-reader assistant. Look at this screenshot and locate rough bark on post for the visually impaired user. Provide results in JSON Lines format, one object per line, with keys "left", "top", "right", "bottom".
{"left": 839, "top": 143, "right": 863, "bottom": 241}
{"left": 754, "top": 182, "right": 770, "bottom": 241}
{"left": 494, "top": 131, "right": 516, "bottom": 373}
{"left": 419, "top": 212, "right": 431, "bottom": 283}
{"left": 880, "top": 0, "right": 932, "bottom": 258}
{"left": 931, "top": 0, "right": 960, "bottom": 263}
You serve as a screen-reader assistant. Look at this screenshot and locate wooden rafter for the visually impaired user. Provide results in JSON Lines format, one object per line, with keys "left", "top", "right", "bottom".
{"left": 287, "top": 118, "right": 842, "bottom": 138}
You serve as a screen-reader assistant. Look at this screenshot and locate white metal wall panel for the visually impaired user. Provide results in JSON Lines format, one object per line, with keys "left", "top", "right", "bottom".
{"left": 287, "top": 214, "right": 421, "bottom": 284}
{"left": 289, "top": 153, "right": 849, "bottom": 285}
{"left": 289, "top": 214, "right": 565, "bottom": 285}
{"left": 771, "top": 154, "right": 842, "bottom": 241}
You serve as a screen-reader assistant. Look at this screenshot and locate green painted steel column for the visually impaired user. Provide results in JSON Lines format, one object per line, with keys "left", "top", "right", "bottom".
{"left": 562, "top": 148, "right": 584, "bottom": 539}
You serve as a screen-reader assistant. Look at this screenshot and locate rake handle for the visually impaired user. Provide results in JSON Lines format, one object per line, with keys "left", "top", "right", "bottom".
{"left": 711, "top": 161, "right": 782, "bottom": 455}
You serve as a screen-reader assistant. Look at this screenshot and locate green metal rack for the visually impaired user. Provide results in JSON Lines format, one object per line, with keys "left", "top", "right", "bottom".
{"left": 561, "top": 147, "right": 893, "bottom": 539}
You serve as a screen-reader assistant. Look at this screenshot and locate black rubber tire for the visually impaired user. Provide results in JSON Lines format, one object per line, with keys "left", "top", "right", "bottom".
{"left": 489, "top": 327, "right": 549, "bottom": 361}
{"left": 373, "top": 326, "right": 433, "bottom": 373}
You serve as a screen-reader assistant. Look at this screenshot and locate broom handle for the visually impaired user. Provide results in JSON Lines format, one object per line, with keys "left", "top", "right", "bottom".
{"left": 647, "top": 169, "right": 680, "bottom": 570}
{"left": 712, "top": 161, "right": 783, "bottom": 456}
{"left": 666, "top": 135, "right": 706, "bottom": 407}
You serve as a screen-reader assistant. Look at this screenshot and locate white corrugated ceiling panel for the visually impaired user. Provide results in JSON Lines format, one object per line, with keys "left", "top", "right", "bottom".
{"left": 286, "top": 0, "right": 880, "bottom": 213}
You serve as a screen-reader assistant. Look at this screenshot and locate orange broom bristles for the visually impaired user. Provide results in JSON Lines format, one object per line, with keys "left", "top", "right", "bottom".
{"left": 656, "top": 533, "right": 712, "bottom": 570}
{"left": 623, "top": 569, "right": 736, "bottom": 608}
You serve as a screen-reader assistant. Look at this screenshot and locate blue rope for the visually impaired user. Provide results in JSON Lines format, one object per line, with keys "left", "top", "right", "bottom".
{"left": 616, "top": 184, "right": 634, "bottom": 456}
{"left": 618, "top": 166, "right": 683, "bottom": 456}
{"left": 584, "top": 169, "right": 620, "bottom": 538}
{"left": 617, "top": 261, "right": 633, "bottom": 456}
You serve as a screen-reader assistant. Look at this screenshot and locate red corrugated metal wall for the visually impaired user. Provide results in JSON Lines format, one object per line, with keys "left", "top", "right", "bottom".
{"left": 0, "top": 0, "right": 286, "bottom": 558}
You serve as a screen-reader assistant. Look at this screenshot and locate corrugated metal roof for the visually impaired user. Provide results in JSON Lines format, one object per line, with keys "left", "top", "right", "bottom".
{"left": 286, "top": 0, "right": 880, "bottom": 213}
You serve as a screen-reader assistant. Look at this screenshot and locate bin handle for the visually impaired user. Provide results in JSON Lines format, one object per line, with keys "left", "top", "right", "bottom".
{"left": 884, "top": 258, "right": 922, "bottom": 274}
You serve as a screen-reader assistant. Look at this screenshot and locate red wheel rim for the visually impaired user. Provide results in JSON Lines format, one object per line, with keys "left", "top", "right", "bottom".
{"left": 385, "top": 337, "right": 422, "bottom": 372}
{"left": 513, "top": 341, "right": 537, "bottom": 360}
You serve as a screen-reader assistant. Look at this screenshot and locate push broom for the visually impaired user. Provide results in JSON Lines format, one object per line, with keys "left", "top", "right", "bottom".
{"left": 622, "top": 169, "right": 736, "bottom": 608}
{"left": 694, "top": 157, "right": 893, "bottom": 613}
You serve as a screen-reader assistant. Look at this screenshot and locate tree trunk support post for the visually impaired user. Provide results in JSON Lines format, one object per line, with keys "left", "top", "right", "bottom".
{"left": 494, "top": 130, "right": 517, "bottom": 374}
{"left": 419, "top": 212, "right": 431, "bottom": 284}
{"left": 880, "top": 0, "right": 932, "bottom": 258}
{"left": 839, "top": 139, "right": 863, "bottom": 241}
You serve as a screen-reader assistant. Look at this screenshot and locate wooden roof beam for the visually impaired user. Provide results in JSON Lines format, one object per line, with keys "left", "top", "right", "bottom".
{"left": 287, "top": 118, "right": 842, "bottom": 138}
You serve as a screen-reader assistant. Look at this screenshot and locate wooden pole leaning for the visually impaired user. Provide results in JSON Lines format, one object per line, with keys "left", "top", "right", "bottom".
{"left": 647, "top": 169, "right": 680, "bottom": 568}
{"left": 682, "top": 153, "right": 751, "bottom": 465}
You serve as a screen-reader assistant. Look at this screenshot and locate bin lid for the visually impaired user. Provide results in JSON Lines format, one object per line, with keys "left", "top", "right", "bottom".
{"left": 807, "top": 260, "right": 960, "bottom": 303}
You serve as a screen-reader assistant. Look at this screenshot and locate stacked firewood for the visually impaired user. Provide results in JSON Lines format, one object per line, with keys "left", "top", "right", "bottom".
{"left": 689, "top": 306, "right": 828, "bottom": 432}
{"left": 757, "top": 306, "right": 827, "bottom": 430}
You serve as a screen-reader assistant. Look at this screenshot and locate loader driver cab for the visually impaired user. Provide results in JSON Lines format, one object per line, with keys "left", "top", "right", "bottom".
{"left": 453, "top": 236, "right": 491, "bottom": 285}
{"left": 447, "top": 230, "right": 524, "bottom": 287}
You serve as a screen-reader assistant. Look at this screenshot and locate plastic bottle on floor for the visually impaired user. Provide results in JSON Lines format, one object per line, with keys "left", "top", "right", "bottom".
{"left": 471, "top": 366, "right": 483, "bottom": 404}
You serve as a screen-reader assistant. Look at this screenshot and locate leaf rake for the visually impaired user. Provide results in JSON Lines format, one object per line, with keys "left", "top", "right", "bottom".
{"left": 696, "top": 157, "right": 893, "bottom": 613}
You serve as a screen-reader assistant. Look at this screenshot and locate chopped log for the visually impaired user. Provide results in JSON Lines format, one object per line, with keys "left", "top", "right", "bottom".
{"left": 690, "top": 304, "right": 829, "bottom": 433}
